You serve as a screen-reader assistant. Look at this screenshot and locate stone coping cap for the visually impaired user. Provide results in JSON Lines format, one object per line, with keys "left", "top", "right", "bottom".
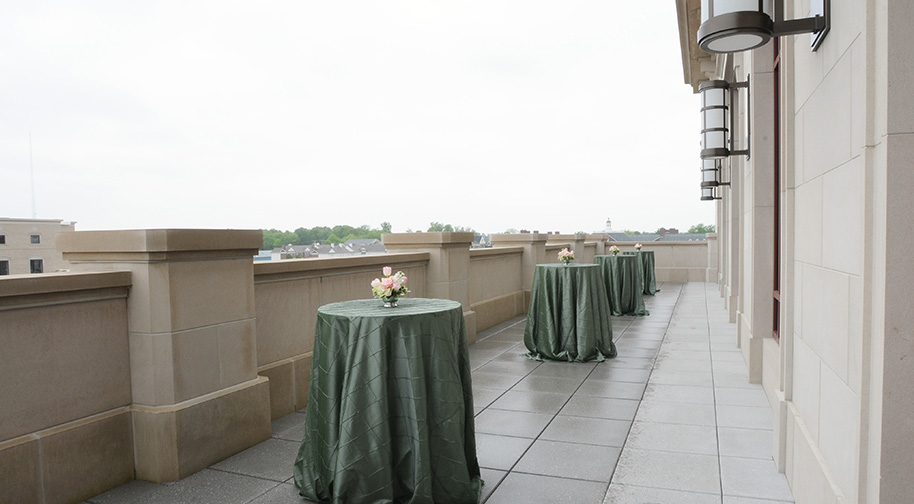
{"left": 469, "top": 246, "right": 524, "bottom": 258}
{"left": 382, "top": 232, "right": 475, "bottom": 246}
{"left": 57, "top": 229, "right": 263, "bottom": 253}
{"left": 254, "top": 252, "right": 428, "bottom": 276}
{"left": 0, "top": 271, "right": 132, "bottom": 298}
{"left": 489, "top": 233, "right": 549, "bottom": 244}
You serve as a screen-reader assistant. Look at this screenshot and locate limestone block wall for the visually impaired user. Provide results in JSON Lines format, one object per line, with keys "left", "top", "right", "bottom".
{"left": 58, "top": 229, "right": 271, "bottom": 484}
{"left": 0, "top": 271, "right": 134, "bottom": 504}
{"left": 252, "top": 253, "right": 428, "bottom": 420}
{"left": 611, "top": 242, "right": 710, "bottom": 282}
{"left": 468, "top": 247, "right": 525, "bottom": 332}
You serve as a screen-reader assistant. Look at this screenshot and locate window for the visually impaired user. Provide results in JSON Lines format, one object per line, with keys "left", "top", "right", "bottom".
{"left": 0, "top": 235, "right": 6, "bottom": 244}
{"left": 0, "top": 260, "right": 8, "bottom": 275}
{"left": 773, "top": 37, "right": 782, "bottom": 343}
{"left": 30, "top": 234, "right": 40, "bottom": 244}
{"left": 30, "top": 259, "right": 43, "bottom": 274}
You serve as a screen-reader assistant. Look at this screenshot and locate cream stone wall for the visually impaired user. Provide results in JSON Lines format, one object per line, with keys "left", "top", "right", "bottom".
{"left": 58, "top": 229, "right": 272, "bottom": 484}
{"left": 678, "top": 0, "right": 914, "bottom": 501}
{"left": 252, "top": 253, "right": 428, "bottom": 419}
{"left": 0, "top": 271, "right": 134, "bottom": 504}
{"left": 469, "top": 247, "right": 526, "bottom": 332}
{"left": 783, "top": 0, "right": 870, "bottom": 500}
{"left": 621, "top": 242, "right": 710, "bottom": 282}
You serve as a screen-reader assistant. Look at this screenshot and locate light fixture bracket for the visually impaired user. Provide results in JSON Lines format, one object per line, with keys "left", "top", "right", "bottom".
{"left": 699, "top": 77, "right": 750, "bottom": 161}
{"left": 698, "top": 0, "right": 830, "bottom": 54}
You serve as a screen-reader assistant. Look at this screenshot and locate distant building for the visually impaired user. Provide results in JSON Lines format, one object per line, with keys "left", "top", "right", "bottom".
{"left": 657, "top": 233, "right": 707, "bottom": 242}
{"left": 269, "top": 239, "right": 387, "bottom": 260}
{"left": 604, "top": 230, "right": 706, "bottom": 243}
{"left": 0, "top": 218, "right": 76, "bottom": 275}
{"left": 472, "top": 233, "right": 491, "bottom": 248}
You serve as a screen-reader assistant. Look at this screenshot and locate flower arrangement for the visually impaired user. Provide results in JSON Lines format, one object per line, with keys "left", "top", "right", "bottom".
{"left": 609, "top": 245, "right": 621, "bottom": 255}
{"left": 634, "top": 243, "right": 642, "bottom": 251}
{"left": 371, "top": 266, "right": 409, "bottom": 306}
{"left": 558, "top": 247, "right": 574, "bottom": 265}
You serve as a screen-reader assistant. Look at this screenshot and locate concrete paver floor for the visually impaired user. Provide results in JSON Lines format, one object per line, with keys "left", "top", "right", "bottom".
{"left": 87, "top": 282, "right": 793, "bottom": 504}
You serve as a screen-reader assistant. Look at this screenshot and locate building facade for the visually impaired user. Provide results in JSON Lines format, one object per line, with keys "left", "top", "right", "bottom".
{"left": 0, "top": 218, "right": 75, "bottom": 275}
{"left": 677, "top": 1, "right": 914, "bottom": 502}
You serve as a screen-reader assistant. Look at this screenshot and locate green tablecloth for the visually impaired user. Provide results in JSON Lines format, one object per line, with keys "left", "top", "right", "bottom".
{"left": 621, "top": 251, "right": 657, "bottom": 295}
{"left": 639, "top": 250, "right": 658, "bottom": 295}
{"left": 594, "top": 255, "right": 650, "bottom": 316}
{"left": 523, "top": 263, "right": 616, "bottom": 362}
{"left": 293, "top": 298, "right": 482, "bottom": 504}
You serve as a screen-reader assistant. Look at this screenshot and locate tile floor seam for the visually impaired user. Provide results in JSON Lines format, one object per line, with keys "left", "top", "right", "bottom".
{"left": 701, "top": 285, "right": 727, "bottom": 503}
{"left": 478, "top": 302, "right": 648, "bottom": 503}
{"left": 475, "top": 319, "right": 527, "bottom": 344}
{"left": 605, "top": 482, "right": 723, "bottom": 497}
{"left": 602, "top": 282, "right": 682, "bottom": 502}
{"left": 206, "top": 465, "right": 290, "bottom": 484}
{"left": 476, "top": 318, "right": 597, "bottom": 502}
{"left": 507, "top": 469, "right": 612, "bottom": 484}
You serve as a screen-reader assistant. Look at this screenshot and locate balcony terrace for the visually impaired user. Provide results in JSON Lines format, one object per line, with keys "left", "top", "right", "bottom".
{"left": 82, "top": 283, "right": 792, "bottom": 504}
{"left": 1, "top": 230, "right": 792, "bottom": 503}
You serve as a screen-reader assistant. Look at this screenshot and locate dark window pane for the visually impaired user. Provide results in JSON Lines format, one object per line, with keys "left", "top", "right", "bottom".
{"left": 30, "top": 259, "right": 43, "bottom": 274}
{"left": 0, "top": 235, "right": 6, "bottom": 244}
{"left": 30, "top": 234, "right": 40, "bottom": 244}
{"left": 0, "top": 261, "right": 8, "bottom": 275}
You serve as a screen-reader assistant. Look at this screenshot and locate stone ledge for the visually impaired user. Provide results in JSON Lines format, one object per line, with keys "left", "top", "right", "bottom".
{"left": 253, "top": 252, "right": 428, "bottom": 279}
{"left": 0, "top": 271, "right": 132, "bottom": 298}
{"left": 382, "top": 232, "right": 475, "bottom": 247}
{"left": 490, "top": 233, "right": 549, "bottom": 244}
{"left": 469, "top": 246, "right": 524, "bottom": 258}
{"left": 58, "top": 229, "right": 263, "bottom": 254}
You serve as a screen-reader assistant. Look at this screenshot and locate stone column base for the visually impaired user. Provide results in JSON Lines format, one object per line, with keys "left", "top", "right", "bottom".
{"left": 133, "top": 376, "right": 271, "bottom": 482}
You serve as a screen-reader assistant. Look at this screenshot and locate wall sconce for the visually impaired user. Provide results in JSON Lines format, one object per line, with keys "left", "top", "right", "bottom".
{"left": 698, "top": 0, "right": 830, "bottom": 54}
{"left": 702, "top": 165, "right": 719, "bottom": 187}
{"left": 700, "top": 78, "right": 749, "bottom": 160}
{"left": 701, "top": 186, "right": 721, "bottom": 201}
{"left": 701, "top": 159, "right": 722, "bottom": 187}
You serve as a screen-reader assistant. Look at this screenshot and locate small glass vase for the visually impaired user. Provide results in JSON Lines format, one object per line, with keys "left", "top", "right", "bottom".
{"left": 383, "top": 297, "right": 399, "bottom": 308}
{"left": 561, "top": 259, "right": 571, "bottom": 266}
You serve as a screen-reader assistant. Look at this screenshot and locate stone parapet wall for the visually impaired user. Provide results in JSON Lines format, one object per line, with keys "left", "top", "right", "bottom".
{"left": 0, "top": 271, "right": 134, "bottom": 504}
{"left": 469, "top": 246, "right": 525, "bottom": 332}
{"left": 0, "top": 229, "right": 717, "bottom": 502}
{"left": 252, "top": 252, "right": 428, "bottom": 420}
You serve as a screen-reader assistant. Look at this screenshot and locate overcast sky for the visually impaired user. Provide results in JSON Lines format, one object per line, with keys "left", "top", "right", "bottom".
{"left": 1, "top": 1, "right": 712, "bottom": 235}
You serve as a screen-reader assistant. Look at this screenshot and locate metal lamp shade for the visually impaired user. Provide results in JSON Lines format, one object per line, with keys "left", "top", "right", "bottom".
{"left": 701, "top": 187, "right": 717, "bottom": 201}
{"left": 700, "top": 80, "right": 729, "bottom": 159}
{"left": 699, "top": 0, "right": 774, "bottom": 53}
{"left": 701, "top": 159, "right": 719, "bottom": 187}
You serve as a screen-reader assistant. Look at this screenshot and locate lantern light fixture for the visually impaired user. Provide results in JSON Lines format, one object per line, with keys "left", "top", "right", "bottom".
{"left": 701, "top": 159, "right": 731, "bottom": 189}
{"left": 698, "top": 0, "right": 830, "bottom": 54}
{"left": 700, "top": 78, "right": 749, "bottom": 160}
{"left": 701, "top": 159, "right": 719, "bottom": 187}
{"left": 701, "top": 186, "right": 720, "bottom": 201}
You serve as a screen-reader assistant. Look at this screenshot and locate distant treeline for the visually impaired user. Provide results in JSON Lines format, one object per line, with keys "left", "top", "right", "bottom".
{"left": 261, "top": 223, "right": 391, "bottom": 250}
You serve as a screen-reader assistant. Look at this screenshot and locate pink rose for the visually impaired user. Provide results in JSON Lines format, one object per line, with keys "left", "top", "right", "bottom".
{"left": 371, "top": 278, "right": 381, "bottom": 288}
